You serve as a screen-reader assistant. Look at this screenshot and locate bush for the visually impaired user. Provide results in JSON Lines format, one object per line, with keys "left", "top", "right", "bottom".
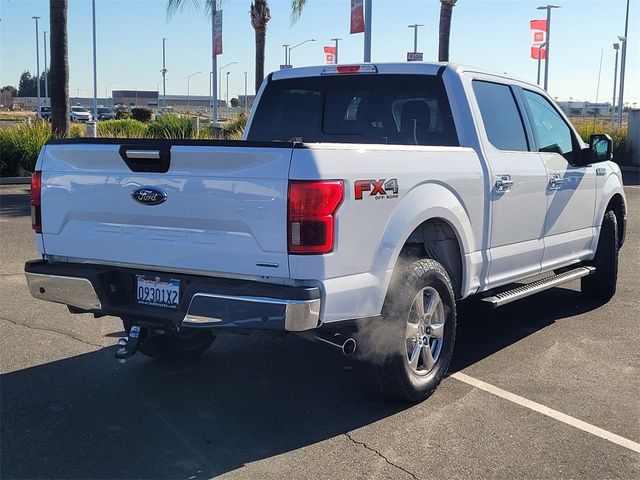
{"left": 573, "top": 120, "right": 629, "bottom": 165}
{"left": 219, "top": 113, "right": 247, "bottom": 140}
{"left": 131, "top": 107, "right": 153, "bottom": 123}
{"left": 0, "top": 120, "right": 52, "bottom": 175}
{"left": 147, "top": 113, "right": 193, "bottom": 139}
{"left": 97, "top": 119, "right": 148, "bottom": 138}
{"left": 114, "top": 105, "right": 131, "bottom": 120}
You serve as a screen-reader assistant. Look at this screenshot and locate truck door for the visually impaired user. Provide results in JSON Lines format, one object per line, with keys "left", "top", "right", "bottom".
{"left": 471, "top": 80, "right": 548, "bottom": 288}
{"left": 520, "top": 89, "right": 597, "bottom": 271}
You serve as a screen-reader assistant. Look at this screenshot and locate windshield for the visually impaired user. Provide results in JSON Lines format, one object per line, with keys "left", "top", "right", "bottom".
{"left": 98, "top": 108, "right": 112, "bottom": 113}
{"left": 72, "top": 107, "right": 88, "bottom": 112}
{"left": 247, "top": 74, "right": 458, "bottom": 146}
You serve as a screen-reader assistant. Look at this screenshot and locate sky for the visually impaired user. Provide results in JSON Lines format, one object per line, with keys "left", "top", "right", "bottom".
{"left": 0, "top": 0, "right": 638, "bottom": 104}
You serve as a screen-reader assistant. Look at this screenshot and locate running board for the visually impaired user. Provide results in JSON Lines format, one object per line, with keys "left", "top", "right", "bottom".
{"left": 481, "top": 266, "right": 595, "bottom": 308}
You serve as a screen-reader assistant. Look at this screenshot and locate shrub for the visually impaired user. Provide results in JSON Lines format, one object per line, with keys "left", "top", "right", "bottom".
{"left": 0, "top": 120, "right": 52, "bottom": 175}
{"left": 97, "top": 119, "right": 148, "bottom": 138}
{"left": 69, "top": 123, "right": 86, "bottom": 138}
{"left": 219, "top": 113, "right": 247, "bottom": 140}
{"left": 114, "top": 105, "right": 131, "bottom": 120}
{"left": 147, "top": 113, "right": 193, "bottom": 139}
{"left": 131, "top": 107, "right": 153, "bottom": 123}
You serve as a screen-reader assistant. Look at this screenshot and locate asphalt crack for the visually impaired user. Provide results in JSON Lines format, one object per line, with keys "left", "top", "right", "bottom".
{"left": 344, "top": 431, "right": 419, "bottom": 480}
{"left": 0, "top": 316, "right": 105, "bottom": 349}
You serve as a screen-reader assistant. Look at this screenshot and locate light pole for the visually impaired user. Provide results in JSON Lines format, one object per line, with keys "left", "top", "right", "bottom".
{"left": 408, "top": 24, "right": 423, "bottom": 54}
{"left": 32, "top": 16, "right": 41, "bottom": 113}
{"left": 617, "top": 0, "right": 630, "bottom": 126}
{"left": 226, "top": 71, "right": 230, "bottom": 119}
{"left": 536, "top": 41, "right": 548, "bottom": 85}
{"left": 611, "top": 42, "right": 620, "bottom": 128}
{"left": 187, "top": 71, "right": 201, "bottom": 110}
{"left": 91, "top": 0, "right": 98, "bottom": 119}
{"left": 364, "top": 0, "right": 372, "bottom": 62}
{"left": 330, "top": 38, "right": 341, "bottom": 64}
{"left": 288, "top": 39, "right": 316, "bottom": 67}
{"left": 43, "top": 30, "right": 48, "bottom": 104}
{"left": 568, "top": 96, "right": 573, "bottom": 117}
{"left": 162, "top": 37, "right": 168, "bottom": 108}
{"left": 105, "top": 82, "right": 115, "bottom": 105}
{"left": 244, "top": 71, "right": 248, "bottom": 115}
{"left": 536, "top": 5, "right": 561, "bottom": 91}
{"left": 218, "top": 61, "right": 237, "bottom": 119}
{"left": 282, "top": 44, "right": 290, "bottom": 66}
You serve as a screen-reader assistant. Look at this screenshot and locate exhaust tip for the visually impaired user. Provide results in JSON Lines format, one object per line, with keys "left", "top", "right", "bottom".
{"left": 342, "top": 338, "right": 357, "bottom": 356}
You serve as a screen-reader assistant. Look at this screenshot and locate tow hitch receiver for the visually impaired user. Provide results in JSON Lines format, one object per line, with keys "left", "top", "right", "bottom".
{"left": 115, "top": 325, "right": 141, "bottom": 361}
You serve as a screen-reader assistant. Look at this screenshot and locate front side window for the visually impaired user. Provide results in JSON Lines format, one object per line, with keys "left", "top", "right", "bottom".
{"left": 523, "top": 89, "right": 574, "bottom": 161}
{"left": 472, "top": 80, "right": 529, "bottom": 152}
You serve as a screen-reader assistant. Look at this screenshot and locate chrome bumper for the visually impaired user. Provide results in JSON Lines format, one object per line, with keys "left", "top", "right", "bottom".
{"left": 25, "top": 272, "right": 102, "bottom": 311}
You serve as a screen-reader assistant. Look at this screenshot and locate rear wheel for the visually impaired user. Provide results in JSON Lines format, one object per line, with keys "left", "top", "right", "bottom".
{"left": 581, "top": 210, "right": 618, "bottom": 302}
{"left": 122, "top": 319, "right": 215, "bottom": 361}
{"left": 362, "top": 258, "right": 457, "bottom": 403}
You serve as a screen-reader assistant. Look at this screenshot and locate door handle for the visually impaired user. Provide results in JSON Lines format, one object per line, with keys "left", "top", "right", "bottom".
{"left": 495, "top": 175, "right": 514, "bottom": 192}
{"left": 124, "top": 149, "right": 161, "bottom": 160}
{"left": 548, "top": 174, "right": 566, "bottom": 190}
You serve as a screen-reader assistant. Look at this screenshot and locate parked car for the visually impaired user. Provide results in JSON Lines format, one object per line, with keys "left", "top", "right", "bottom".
{"left": 69, "top": 106, "right": 92, "bottom": 123}
{"left": 96, "top": 106, "right": 116, "bottom": 120}
{"left": 37, "top": 105, "right": 52, "bottom": 120}
{"left": 25, "top": 63, "right": 626, "bottom": 402}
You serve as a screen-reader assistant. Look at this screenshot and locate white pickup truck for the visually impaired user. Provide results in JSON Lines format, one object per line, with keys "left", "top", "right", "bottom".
{"left": 25, "top": 63, "right": 626, "bottom": 402}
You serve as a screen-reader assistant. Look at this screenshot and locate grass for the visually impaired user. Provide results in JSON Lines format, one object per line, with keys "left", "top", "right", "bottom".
{"left": 572, "top": 119, "right": 630, "bottom": 165}
{"left": 98, "top": 119, "right": 149, "bottom": 138}
{"left": 0, "top": 120, "right": 51, "bottom": 175}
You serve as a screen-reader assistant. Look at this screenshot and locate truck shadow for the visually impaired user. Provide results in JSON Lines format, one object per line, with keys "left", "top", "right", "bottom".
{"left": 1, "top": 286, "right": 600, "bottom": 479}
{"left": 0, "top": 190, "right": 30, "bottom": 218}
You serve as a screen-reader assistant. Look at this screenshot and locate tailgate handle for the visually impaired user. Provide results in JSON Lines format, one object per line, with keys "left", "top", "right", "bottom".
{"left": 119, "top": 145, "right": 170, "bottom": 173}
{"left": 124, "top": 149, "right": 160, "bottom": 160}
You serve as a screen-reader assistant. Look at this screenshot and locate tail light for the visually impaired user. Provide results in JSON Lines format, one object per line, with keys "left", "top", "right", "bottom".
{"left": 288, "top": 180, "right": 344, "bottom": 254}
{"left": 31, "top": 171, "right": 42, "bottom": 233}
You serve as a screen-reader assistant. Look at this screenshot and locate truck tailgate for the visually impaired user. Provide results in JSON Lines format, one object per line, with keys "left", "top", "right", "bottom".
{"left": 38, "top": 140, "right": 293, "bottom": 278}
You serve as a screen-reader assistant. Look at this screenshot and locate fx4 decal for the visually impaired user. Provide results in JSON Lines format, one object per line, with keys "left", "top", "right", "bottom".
{"left": 354, "top": 179, "right": 399, "bottom": 200}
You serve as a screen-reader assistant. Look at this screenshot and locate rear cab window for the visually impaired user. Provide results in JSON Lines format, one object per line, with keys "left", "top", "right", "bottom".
{"left": 247, "top": 74, "right": 458, "bottom": 147}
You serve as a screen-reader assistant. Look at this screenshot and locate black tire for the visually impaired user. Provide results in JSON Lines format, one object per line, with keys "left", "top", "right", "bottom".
{"left": 361, "top": 258, "right": 457, "bottom": 403}
{"left": 581, "top": 210, "right": 619, "bottom": 302}
{"left": 122, "top": 319, "right": 215, "bottom": 361}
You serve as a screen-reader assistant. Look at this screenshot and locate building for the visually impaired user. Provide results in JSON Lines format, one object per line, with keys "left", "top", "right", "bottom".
{"left": 112, "top": 90, "right": 159, "bottom": 107}
{"left": 556, "top": 101, "right": 613, "bottom": 117}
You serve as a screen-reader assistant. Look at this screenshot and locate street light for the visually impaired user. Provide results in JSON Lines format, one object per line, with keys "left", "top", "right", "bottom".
{"left": 187, "top": 71, "right": 201, "bottom": 110}
{"left": 611, "top": 42, "right": 620, "bottom": 128}
{"left": 32, "top": 16, "right": 41, "bottom": 113}
{"left": 162, "top": 38, "right": 168, "bottom": 108}
{"left": 226, "top": 71, "right": 230, "bottom": 119}
{"left": 536, "top": 41, "right": 548, "bottom": 85}
{"left": 218, "top": 61, "right": 237, "bottom": 120}
{"left": 536, "top": 5, "right": 561, "bottom": 91}
{"left": 288, "top": 39, "right": 316, "bottom": 67}
{"left": 282, "top": 44, "right": 290, "bottom": 66}
{"left": 408, "top": 24, "right": 424, "bottom": 54}
{"left": 43, "top": 31, "right": 48, "bottom": 104}
{"left": 244, "top": 71, "right": 248, "bottom": 115}
{"left": 91, "top": 0, "right": 98, "bottom": 119}
{"left": 330, "top": 38, "right": 341, "bottom": 64}
{"left": 617, "top": 0, "right": 630, "bottom": 126}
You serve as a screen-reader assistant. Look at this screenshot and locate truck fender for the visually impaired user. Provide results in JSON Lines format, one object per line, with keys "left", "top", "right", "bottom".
{"left": 593, "top": 170, "right": 626, "bottom": 249}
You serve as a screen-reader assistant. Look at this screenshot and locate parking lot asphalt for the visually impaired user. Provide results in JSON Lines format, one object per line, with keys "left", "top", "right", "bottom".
{"left": 1, "top": 176, "right": 639, "bottom": 480}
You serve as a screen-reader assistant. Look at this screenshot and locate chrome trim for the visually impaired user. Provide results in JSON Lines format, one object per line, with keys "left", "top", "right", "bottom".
{"left": 182, "top": 293, "right": 320, "bottom": 332}
{"left": 25, "top": 273, "right": 102, "bottom": 310}
{"left": 125, "top": 150, "right": 160, "bottom": 160}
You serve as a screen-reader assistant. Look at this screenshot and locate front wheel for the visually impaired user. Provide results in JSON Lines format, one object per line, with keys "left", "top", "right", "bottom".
{"left": 361, "top": 258, "right": 457, "bottom": 403}
{"left": 122, "top": 319, "right": 215, "bottom": 361}
{"left": 581, "top": 210, "right": 619, "bottom": 302}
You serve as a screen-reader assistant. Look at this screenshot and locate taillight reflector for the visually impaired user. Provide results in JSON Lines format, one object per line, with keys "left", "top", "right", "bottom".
{"left": 321, "top": 64, "right": 378, "bottom": 75}
{"left": 288, "top": 180, "right": 344, "bottom": 254}
{"left": 31, "top": 171, "right": 42, "bottom": 233}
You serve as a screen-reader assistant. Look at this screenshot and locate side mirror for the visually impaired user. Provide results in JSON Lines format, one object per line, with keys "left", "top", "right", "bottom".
{"left": 587, "top": 134, "right": 613, "bottom": 163}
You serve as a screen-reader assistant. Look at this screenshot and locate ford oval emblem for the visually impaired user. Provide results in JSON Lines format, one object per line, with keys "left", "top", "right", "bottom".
{"left": 131, "top": 187, "right": 167, "bottom": 206}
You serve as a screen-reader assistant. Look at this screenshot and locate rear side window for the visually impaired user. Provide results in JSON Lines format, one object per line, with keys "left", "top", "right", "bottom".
{"left": 472, "top": 80, "right": 529, "bottom": 152}
{"left": 248, "top": 74, "right": 458, "bottom": 147}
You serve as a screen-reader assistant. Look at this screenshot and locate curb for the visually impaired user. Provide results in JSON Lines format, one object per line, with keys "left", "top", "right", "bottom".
{"left": 0, "top": 177, "right": 31, "bottom": 185}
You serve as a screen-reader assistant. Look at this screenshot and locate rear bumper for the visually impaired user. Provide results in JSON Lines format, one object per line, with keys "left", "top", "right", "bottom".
{"left": 24, "top": 260, "right": 321, "bottom": 332}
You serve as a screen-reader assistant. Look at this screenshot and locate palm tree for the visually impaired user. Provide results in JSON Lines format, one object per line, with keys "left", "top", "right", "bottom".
{"left": 251, "top": 1, "right": 271, "bottom": 92}
{"left": 166, "top": 0, "right": 270, "bottom": 95}
{"left": 49, "top": 0, "right": 69, "bottom": 136}
{"left": 438, "top": 0, "right": 457, "bottom": 62}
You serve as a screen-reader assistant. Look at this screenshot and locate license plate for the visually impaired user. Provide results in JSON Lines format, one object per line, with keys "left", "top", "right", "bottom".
{"left": 136, "top": 275, "right": 180, "bottom": 309}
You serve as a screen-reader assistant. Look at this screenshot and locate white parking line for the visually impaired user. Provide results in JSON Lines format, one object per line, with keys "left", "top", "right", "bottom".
{"left": 451, "top": 372, "right": 640, "bottom": 454}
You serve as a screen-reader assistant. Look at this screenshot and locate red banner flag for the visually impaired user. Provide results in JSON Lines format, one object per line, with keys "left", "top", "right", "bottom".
{"left": 324, "top": 46, "right": 336, "bottom": 64}
{"left": 351, "top": 0, "right": 365, "bottom": 34}
{"left": 214, "top": 10, "right": 223, "bottom": 55}
{"left": 530, "top": 19, "right": 547, "bottom": 60}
